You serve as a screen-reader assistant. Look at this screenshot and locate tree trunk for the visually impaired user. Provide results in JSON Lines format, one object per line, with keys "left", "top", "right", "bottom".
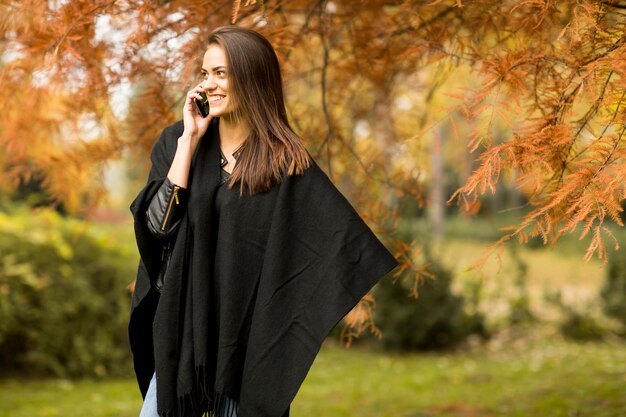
{"left": 429, "top": 125, "right": 447, "bottom": 242}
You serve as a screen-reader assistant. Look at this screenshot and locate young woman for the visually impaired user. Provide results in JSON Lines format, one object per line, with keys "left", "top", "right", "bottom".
{"left": 129, "top": 26, "right": 398, "bottom": 417}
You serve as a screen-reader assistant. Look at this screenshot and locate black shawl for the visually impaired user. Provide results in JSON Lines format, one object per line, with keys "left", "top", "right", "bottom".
{"left": 128, "top": 119, "right": 399, "bottom": 417}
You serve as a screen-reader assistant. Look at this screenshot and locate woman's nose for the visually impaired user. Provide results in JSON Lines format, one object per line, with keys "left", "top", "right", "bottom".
{"left": 201, "top": 79, "right": 217, "bottom": 90}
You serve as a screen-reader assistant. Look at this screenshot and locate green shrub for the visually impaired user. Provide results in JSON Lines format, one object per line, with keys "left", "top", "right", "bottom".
{"left": 372, "top": 258, "right": 487, "bottom": 351}
{"left": 506, "top": 244, "right": 537, "bottom": 326}
{"left": 0, "top": 206, "right": 137, "bottom": 378}
{"left": 601, "top": 255, "right": 626, "bottom": 334}
{"left": 545, "top": 290, "right": 608, "bottom": 342}
{"left": 560, "top": 310, "right": 606, "bottom": 342}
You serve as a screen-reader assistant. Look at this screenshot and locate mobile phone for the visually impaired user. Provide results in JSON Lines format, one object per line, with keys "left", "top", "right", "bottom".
{"left": 194, "top": 91, "right": 210, "bottom": 118}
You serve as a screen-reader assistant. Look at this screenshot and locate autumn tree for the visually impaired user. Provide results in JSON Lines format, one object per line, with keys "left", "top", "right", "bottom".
{"left": 2, "top": 0, "right": 626, "bottom": 339}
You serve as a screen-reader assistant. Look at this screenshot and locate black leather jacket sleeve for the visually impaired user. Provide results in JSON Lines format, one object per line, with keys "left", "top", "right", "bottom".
{"left": 146, "top": 177, "right": 189, "bottom": 240}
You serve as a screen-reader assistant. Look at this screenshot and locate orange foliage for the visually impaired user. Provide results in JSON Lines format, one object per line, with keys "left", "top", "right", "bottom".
{"left": 2, "top": 0, "right": 626, "bottom": 339}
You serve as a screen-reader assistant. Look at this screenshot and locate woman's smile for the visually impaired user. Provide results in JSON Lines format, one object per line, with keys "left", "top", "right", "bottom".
{"left": 209, "top": 94, "right": 226, "bottom": 104}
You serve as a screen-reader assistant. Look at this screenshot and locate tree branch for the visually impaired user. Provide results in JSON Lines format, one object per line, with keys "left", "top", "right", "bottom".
{"left": 602, "top": 1, "right": 626, "bottom": 9}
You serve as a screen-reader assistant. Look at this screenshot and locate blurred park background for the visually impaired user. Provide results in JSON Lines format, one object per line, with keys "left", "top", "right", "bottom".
{"left": 2, "top": 0, "right": 626, "bottom": 416}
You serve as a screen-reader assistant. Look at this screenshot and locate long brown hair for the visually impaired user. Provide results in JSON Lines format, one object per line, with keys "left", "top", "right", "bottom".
{"left": 207, "top": 26, "right": 311, "bottom": 196}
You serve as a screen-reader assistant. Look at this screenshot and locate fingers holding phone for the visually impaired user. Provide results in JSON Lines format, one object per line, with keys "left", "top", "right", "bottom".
{"left": 194, "top": 91, "right": 210, "bottom": 118}
{"left": 183, "top": 84, "right": 212, "bottom": 139}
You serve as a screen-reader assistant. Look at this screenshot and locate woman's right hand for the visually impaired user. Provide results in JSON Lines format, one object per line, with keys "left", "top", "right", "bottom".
{"left": 167, "top": 84, "right": 212, "bottom": 188}
{"left": 182, "top": 83, "right": 212, "bottom": 150}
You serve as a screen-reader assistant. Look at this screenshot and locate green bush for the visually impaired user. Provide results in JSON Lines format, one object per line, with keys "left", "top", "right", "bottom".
{"left": 506, "top": 244, "right": 537, "bottom": 326}
{"left": 601, "top": 254, "right": 626, "bottom": 334}
{"left": 544, "top": 290, "right": 608, "bottom": 342}
{"left": 0, "top": 206, "right": 137, "bottom": 378}
{"left": 560, "top": 310, "right": 606, "bottom": 342}
{"left": 372, "top": 258, "right": 487, "bottom": 351}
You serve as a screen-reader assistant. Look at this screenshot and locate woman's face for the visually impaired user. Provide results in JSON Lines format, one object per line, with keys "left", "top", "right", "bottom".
{"left": 200, "top": 45, "right": 236, "bottom": 118}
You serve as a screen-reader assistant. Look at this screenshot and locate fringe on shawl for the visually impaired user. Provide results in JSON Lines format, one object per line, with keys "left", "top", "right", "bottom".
{"left": 158, "top": 365, "right": 239, "bottom": 417}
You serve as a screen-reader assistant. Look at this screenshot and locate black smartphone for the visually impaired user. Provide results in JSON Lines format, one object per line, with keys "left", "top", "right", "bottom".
{"left": 194, "top": 91, "right": 210, "bottom": 118}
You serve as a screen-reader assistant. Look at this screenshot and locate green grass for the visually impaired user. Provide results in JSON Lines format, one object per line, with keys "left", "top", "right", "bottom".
{"left": 299, "top": 337, "right": 626, "bottom": 417}
{"left": 1, "top": 337, "right": 625, "bottom": 417}
{"left": 0, "top": 376, "right": 138, "bottom": 417}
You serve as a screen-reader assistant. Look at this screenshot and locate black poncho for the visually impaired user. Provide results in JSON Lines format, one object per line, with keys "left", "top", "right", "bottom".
{"left": 128, "top": 119, "right": 399, "bottom": 417}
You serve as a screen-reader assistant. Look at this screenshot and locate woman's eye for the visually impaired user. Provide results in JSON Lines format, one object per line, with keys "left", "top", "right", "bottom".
{"left": 217, "top": 70, "right": 226, "bottom": 77}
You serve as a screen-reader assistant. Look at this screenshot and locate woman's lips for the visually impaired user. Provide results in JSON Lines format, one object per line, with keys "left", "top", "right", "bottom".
{"left": 209, "top": 95, "right": 225, "bottom": 104}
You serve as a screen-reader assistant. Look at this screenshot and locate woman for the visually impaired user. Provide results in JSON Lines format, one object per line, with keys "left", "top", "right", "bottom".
{"left": 129, "top": 26, "right": 398, "bottom": 417}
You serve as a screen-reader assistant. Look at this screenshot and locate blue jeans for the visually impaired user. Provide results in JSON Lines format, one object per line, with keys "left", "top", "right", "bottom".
{"left": 139, "top": 372, "right": 239, "bottom": 417}
{"left": 138, "top": 372, "right": 159, "bottom": 417}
